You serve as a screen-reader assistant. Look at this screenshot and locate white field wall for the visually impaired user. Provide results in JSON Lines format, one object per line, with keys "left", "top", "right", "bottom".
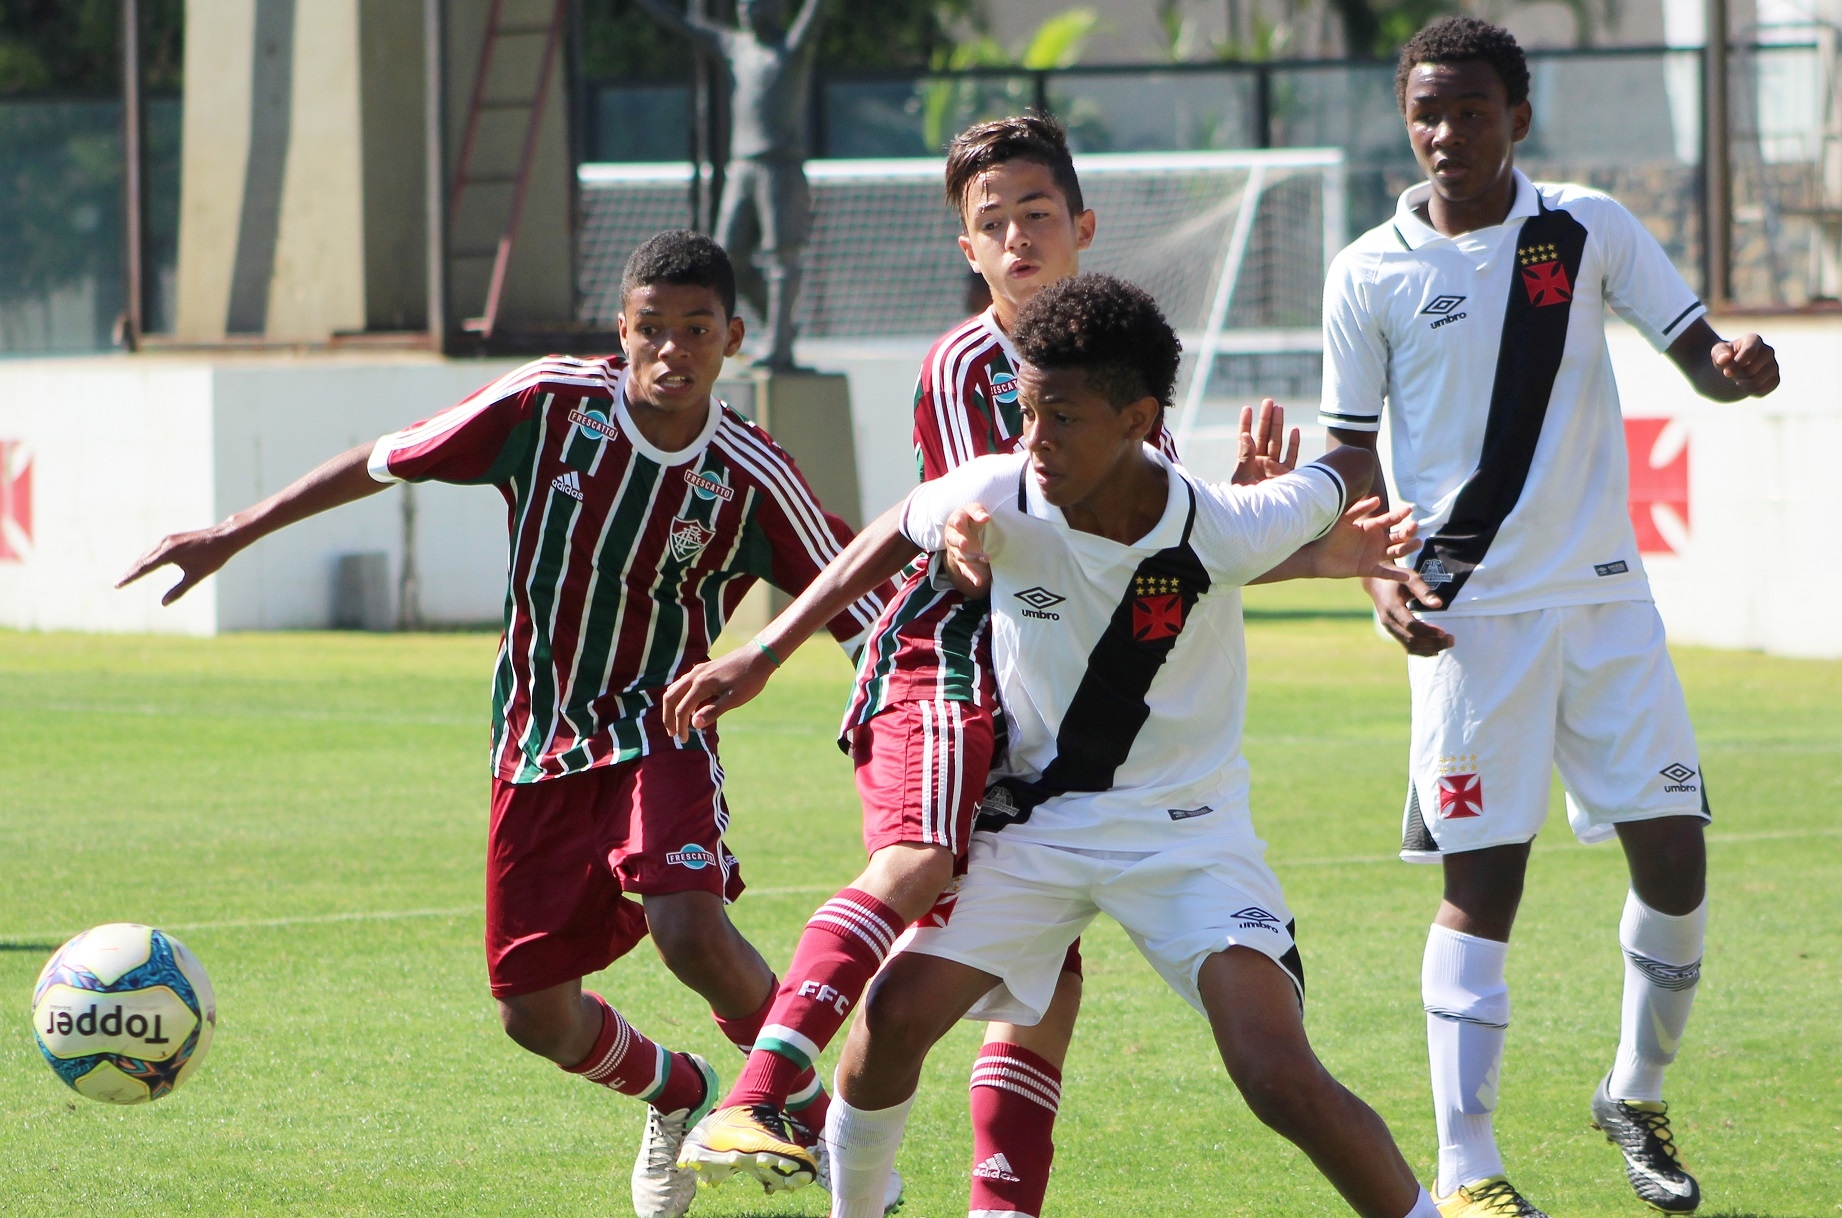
{"left": 0, "top": 323, "right": 1835, "bottom": 657}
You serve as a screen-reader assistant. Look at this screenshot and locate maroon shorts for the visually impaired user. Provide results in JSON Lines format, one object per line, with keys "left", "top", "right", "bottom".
{"left": 853, "top": 698, "right": 996, "bottom": 862}
{"left": 484, "top": 747, "right": 743, "bottom": 998}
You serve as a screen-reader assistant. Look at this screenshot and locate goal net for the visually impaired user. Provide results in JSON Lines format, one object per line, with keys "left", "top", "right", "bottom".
{"left": 578, "top": 149, "right": 1345, "bottom": 479}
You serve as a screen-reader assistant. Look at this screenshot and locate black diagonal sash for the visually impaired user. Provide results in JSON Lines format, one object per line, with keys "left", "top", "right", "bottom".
{"left": 977, "top": 479, "right": 1210, "bottom": 832}
{"left": 1412, "top": 198, "right": 1589, "bottom": 609}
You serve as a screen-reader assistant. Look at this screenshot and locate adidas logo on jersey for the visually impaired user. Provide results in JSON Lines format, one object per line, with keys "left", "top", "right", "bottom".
{"left": 973, "top": 1153, "right": 1021, "bottom": 1183}
{"left": 551, "top": 471, "right": 584, "bottom": 501}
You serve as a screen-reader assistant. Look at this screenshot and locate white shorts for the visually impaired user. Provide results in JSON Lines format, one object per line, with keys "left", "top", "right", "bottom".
{"left": 1401, "top": 600, "right": 1708, "bottom": 861}
{"left": 901, "top": 831, "right": 1304, "bottom": 1024}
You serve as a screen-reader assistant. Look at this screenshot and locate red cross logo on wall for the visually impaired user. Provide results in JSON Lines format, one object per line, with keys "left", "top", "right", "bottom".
{"left": 1437, "top": 773, "right": 1483, "bottom": 819}
{"left": 0, "top": 440, "right": 31, "bottom": 563}
{"left": 1624, "top": 418, "right": 1689, "bottom": 554}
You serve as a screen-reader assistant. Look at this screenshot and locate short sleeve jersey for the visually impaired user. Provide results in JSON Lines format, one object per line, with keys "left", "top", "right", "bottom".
{"left": 369, "top": 355, "right": 886, "bottom": 783}
{"left": 1319, "top": 171, "right": 1705, "bottom": 616}
{"left": 900, "top": 449, "right": 1344, "bottom": 852}
{"left": 842, "top": 308, "right": 1181, "bottom": 739}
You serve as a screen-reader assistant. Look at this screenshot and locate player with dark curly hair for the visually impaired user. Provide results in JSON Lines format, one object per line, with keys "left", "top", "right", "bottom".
{"left": 665, "top": 272, "right": 1444, "bottom": 1217}
{"left": 1323, "top": 15, "right": 1781, "bottom": 1218}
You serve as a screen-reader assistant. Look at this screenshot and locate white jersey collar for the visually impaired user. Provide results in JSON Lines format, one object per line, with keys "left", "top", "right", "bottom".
{"left": 615, "top": 373, "right": 724, "bottom": 466}
{"left": 977, "top": 305, "right": 1023, "bottom": 367}
{"left": 1021, "top": 445, "right": 1191, "bottom": 552}
{"left": 1392, "top": 168, "right": 1539, "bottom": 249}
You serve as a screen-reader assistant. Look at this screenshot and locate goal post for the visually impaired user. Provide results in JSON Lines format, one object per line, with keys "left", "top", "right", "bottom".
{"left": 578, "top": 148, "right": 1346, "bottom": 476}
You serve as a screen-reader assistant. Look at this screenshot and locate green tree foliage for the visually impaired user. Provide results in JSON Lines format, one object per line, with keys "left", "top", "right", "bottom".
{"left": 581, "top": 0, "right": 984, "bottom": 81}
{"left": 0, "top": 0, "right": 183, "bottom": 94}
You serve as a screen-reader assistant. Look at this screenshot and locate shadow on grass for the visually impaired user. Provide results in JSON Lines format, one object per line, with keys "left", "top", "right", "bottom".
{"left": 0, "top": 942, "right": 58, "bottom": 953}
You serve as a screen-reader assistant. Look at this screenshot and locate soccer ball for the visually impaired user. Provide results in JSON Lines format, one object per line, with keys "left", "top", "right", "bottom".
{"left": 32, "top": 923, "right": 217, "bottom": 1104}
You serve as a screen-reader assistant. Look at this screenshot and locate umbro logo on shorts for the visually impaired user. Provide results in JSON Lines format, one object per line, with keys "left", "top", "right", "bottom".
{"left": 551, "top": 470, "right": 585, "bottom": 501}
{"left": 1232, "top": 906, "right": 1282, "bottom": 930}
{"left": 1014, "top": 586, "right": 1065, "bottom": 621}
{"left": 1659, "top": 763, "right": 1699, "bottom": 792}
{"left": 1421, "top": 294, "right": 1468, "bottom": 329}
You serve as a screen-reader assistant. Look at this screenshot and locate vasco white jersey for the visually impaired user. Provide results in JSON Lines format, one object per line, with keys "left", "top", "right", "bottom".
{"left": 1319, "top": 170, "right": 1705, "bottom": 617}
{"left": 900, "top": 448, "right": 1344, "bottom": 853}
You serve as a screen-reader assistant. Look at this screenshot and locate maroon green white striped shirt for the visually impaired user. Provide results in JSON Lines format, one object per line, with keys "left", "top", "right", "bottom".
{"left": 370, "top": 355, "right": 884, "bottom": 783}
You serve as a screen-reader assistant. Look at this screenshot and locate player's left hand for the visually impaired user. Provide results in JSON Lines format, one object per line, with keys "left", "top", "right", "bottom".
{"left": 661, "top": 647, "right": 776, "bottom": 739}
{"left": 1230, "top": 399, "right": 1301, "bottom": 485}
{"left": 941, "top": 504, "right": 992, "bottom": 597}
{"left": 1711, "top": 333, "right": 1779, "bottom": 395}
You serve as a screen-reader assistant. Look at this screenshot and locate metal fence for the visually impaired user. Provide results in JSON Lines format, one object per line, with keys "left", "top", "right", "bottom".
{"left": 0, "top": 97, "right": 179, "bottom": 354}
{"left": 3, "top": 39, "right": 1835, "bottom": 355}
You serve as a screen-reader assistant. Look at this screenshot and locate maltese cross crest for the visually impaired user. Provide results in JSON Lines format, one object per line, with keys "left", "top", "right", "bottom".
{"left": 1437, "top": 772, "right": 1484, "bottom": 819}
{"left": 1518, "top": 242, "right": 1572, "bottom": 307}
{"left": 1131, "top": 574, "right": 1187, "bottom": 642}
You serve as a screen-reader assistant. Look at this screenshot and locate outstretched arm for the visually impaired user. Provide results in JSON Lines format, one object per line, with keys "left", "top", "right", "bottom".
{"left": 662, "top": 501, "right": 919, "bottom": 736}
{"left": 116, "top": 442, "right": 387, "bottom": 605}
{"left": 631, "top": 0, "right": 727, "bottom": 51}
{"left": 1325, "top": 427, "right": 1454, "bottom": 656}
{"left": 1665, "top": 317, "right": 1778, "bottom": 401}
{"left": 786, "top": 0, "right": 827, "bottom": 50}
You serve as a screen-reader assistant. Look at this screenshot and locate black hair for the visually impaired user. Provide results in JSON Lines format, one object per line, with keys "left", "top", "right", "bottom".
{"left": 944, "top": 113, "right": 1084, "bottom": 225}
{"left": 620, "top": 229, "right": 737, "bottom": 318}
{"left": 1011, "top": 274, "right": 1182, "bottom": 412}
{"left": 1394, "top": 16, "right": 1530, "bottom": 110}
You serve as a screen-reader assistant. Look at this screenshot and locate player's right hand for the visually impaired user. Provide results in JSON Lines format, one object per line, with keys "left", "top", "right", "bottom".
{"left": 1367, "top": 577, "right": 1455, "bottom": 656}
{"left": 942, "top": 504, "right": 992, "bottom": 597}
{"left": 1230, "top": 399, "right": 1300, "bottom": 485}
{"left": 116, "top": 527, "right": 241, "bottom": 605}
{"left": 662, "top": 648, "right": 776, "bottom": 739}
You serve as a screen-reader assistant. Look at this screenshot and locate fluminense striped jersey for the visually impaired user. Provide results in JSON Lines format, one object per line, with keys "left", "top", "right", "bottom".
{"left": 842, "top": 308, "right": 1181, "bottom": 740}
{"left": 369, "top": 355, "right": 886, "bottom": 783}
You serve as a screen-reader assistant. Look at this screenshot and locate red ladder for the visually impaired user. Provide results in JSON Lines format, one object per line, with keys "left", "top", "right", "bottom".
{"left": 449, "top": 0, "right": 567, "bottom": 339}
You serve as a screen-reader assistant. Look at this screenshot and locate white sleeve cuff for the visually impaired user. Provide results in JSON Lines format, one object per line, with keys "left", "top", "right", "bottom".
{"left": 1316, "top": 410, "right": 1381, "bottom": 433}
{"left": 367, "top": 435, "right": 403, "bottom": 484}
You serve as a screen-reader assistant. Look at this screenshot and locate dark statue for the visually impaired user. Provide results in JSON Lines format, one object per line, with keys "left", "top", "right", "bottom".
{"left": 635, "top": 0, "right": 827, "bottom": 369}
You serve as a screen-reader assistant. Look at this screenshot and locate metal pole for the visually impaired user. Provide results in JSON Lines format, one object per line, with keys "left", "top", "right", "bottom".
{"left": 425, "top": 0, "right": 449, "bottom": 352}
{"left": 120, "top": 0, "right": 147, "bottom": 348}
{"left": 1703, "top": 0, "right": 1731, "bottom": 307}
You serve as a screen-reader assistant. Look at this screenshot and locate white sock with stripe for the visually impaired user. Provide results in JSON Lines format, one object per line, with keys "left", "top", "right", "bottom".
{"left": 1608, "top": 890, "right": 1705, "bottom": 1102}
{"left": 1423, "top": 924, "right": 1509, "bottom": 1195}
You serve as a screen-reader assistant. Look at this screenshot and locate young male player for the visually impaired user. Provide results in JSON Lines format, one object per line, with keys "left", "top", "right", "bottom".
{"left": 117, "top": 231, "right": 886, "bottom": 1218}
{"left": 667, "top": 273, "right": 1438, "bottom": 1218}
{"left": 673, "top": 115, "right": 1218, "bottom": 1215}
{"left": 1320, "top": 18, "right": 1781, "bottom": 1217}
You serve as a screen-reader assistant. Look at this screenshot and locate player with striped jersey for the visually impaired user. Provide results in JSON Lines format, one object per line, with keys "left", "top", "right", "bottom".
{"left": 118, "top": 232, "right": 887, "bottom": 1218}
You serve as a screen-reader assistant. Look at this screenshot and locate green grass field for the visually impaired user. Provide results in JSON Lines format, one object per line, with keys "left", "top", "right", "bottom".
{"left": 2, "top": 582, "right": 1837, "bottom": 1216}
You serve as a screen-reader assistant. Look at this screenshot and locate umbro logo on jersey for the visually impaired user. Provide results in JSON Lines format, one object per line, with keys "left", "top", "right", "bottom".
{"left": 551, "top": 471, "right": 585, "bottom": 501}
{"left": 666, "top": 843, "right": 717, "bottom": 869}
{"left": 1232, "top": 907, "right": 1282, "bottom": 931}
{"left": 973, "top": 1153, "right": 1021, "bottom": 1183}
{"left": 1421, "top": 295, "right": 1468, "bottom": 329}
{"left": 685, "top": 469, "right": 734, "bottom": 502}
{"left": 1167, "top": 804, "right": 1214, "bottom": 821}
{"left": 1595, "top": 560, "right": 1630, "bottom": 577}
{"left": 668, "top": 516, "right": 715, "bottom": 563}
{"left": 1014, "top": 586, "right": 1065, "bottom": 620}
{"left": 1419, "top": 558, "right": 1455, "bottom": 586}
{"left": 989, "top": 370, "right": 1020, "bottom": 404}
{"left": 567, "top": 407, "right": 620, "bottom": 442}
{"left": 1438, "top": 773, "right": 1483, "bottom": 818}
{"left": 1659, "top": 763, "right": 1699, "bottom": 792}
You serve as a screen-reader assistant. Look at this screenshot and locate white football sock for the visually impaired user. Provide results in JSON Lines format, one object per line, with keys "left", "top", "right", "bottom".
{"left": 824, "top": 1080, "right": 916, "bottom": 1218}
{"left": 1401, "top": 1186, "right": 1442, "bottom": 1218}
{"left": 1423, "top": 923, "right": 1509, "bottom": 1195}
{"left": 1608, "top": 890, "right": 1705, "bottom": 1102}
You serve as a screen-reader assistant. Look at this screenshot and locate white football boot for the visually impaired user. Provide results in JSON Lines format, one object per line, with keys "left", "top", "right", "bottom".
{"left": 630, "top": 1054, "right": 719, "bottom": 1218}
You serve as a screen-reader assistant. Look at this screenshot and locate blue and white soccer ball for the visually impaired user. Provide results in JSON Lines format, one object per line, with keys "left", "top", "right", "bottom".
{"left": 32, "top": 923, "right": 217, "bottom": 1104}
